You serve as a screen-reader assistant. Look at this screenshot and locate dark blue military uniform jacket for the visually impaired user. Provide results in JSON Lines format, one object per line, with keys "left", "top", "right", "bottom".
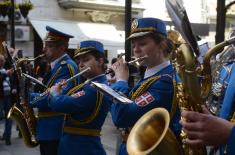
{"left": 218, "top": 62, "right": 235, "bottom": 154}
{"left": 48, "top": 74, "right": 111, "bottom": 155}
{"left": 111, "top": 64, "right": 181, "bottom": 155}
{"left": 29, "top": 54, "right": 78, "bottom": 141}
{"left": 220, "top": 62, "right": 235, "bottom": 119}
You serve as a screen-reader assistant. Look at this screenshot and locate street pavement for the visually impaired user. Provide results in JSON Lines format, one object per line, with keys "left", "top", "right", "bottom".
{"left": 0, "top": 113, "right": 119, "bottom": 155}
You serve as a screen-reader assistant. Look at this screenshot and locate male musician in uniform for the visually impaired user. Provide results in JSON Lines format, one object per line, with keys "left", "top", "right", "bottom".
{"left": 110, "top": 17, "right": 181, "bottom": 155}
{"left": 48, "top": 40, "right": 111, "bottom": 155}
{"left": 30, "top": 26, "right": 78, "bottom": 155}
{"left": 181, "top": 107, "right": 235, "bottom": 155}
{"left": 203, "top": 46, "right": 235, "bottom": 154}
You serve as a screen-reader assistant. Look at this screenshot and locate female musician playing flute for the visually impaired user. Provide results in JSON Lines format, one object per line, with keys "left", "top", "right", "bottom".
{"left": 110, "top": 17, "right": 182, "bottom": 155}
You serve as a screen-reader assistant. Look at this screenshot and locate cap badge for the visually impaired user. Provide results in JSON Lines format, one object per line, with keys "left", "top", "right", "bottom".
{"left": 131, "top": 19, "right": 138, "bottom": 30}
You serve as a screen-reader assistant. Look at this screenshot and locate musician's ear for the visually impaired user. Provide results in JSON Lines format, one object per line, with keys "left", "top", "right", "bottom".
{"left": 98, "top": 57, "right": 105, "bottom": 66}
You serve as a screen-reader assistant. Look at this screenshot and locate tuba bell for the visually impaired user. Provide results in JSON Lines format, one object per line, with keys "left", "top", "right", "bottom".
{"left": 127, "top": 108, "right": 182, "bottom": 155}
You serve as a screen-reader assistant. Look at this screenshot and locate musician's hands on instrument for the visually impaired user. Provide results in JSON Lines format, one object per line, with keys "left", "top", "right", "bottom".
{"left": 50, "top": 79, "right": 67, "bottom": 94}
{"left": 111, "top": 59, "right": 129, "bottom": 81}
{"left": 180, "top": 105, "right": 234, "bottom": 147}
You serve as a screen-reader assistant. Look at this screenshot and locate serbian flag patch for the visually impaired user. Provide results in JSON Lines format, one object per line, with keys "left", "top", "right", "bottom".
{"left": 71, "top": 90, "right": 85, "bottom": 98}
{"left": 135, "top": 92, "right": 155, "bottom": 107}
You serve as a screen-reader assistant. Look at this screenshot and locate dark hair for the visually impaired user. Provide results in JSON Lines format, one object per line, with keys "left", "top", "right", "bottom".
{"left": 148, "top": 33, "right": 173, "bottom": 57}
{"left": 89, "top": 50, "right": 107, "bottom": 72}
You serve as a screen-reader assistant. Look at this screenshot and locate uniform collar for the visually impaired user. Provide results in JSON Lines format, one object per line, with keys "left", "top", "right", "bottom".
{"left": 50, "top": 54, "right": 67, "bottom": 69}
{"left": 144, "top": 60, "right": 171, "bottom": 79}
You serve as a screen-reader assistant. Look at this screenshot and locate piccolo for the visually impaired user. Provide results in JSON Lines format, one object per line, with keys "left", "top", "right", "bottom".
{"left": 31, "top": 67, "right": 91, "bottom": 104}
{"left": 105, "top": 56, "right": 147, "bottom": 75}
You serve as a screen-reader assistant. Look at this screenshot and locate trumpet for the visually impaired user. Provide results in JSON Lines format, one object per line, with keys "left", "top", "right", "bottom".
{"left": 30, "top": 67, "right": 91, "bottom": 104}
{"left": 105, "top": 56, "right": 148, "bottom": 75}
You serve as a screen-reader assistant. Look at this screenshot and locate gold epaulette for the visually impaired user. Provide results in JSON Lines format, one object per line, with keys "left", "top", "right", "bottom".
{"left": 63, "top": 126, "right": 101, "bottom": 136}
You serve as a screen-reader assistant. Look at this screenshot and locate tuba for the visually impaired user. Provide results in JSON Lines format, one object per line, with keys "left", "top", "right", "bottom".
{"left": 7, "top": 54, "right": 45, "bottom": 148}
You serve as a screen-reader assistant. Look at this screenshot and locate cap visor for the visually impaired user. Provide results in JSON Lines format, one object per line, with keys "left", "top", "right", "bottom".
{"left": 127, "top": 32, "right": 152, "bottom": 40}
{"left": 74, "top": 50, "right": 92, "bottom": 59}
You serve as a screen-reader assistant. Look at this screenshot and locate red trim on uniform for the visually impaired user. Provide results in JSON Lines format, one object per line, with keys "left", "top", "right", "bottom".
{"left": 48, "top": 32, "right": 69, "bottom": 42}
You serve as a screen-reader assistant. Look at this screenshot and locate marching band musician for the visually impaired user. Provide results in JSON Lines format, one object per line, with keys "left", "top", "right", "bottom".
{"left": 48, "top": 40, "right": 111, "bottom": 155}
{"left": 181, "top": 106, "right": 235, "bottom": 155}
{"left": 110, "top": 17, "right": 182, "bottom": 155}
{"left": 29, "top": 26, "right": 78, "bottom": 155}
{"left": 181, "top": 33, "right": 235, "bottom": 155}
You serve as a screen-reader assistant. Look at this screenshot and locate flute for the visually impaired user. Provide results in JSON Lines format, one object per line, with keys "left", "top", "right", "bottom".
{"left": 31, "top": 67, "right": 91, "bottom": 104}
{"left": 105, "top": 56, "right": 147, "bottom": 75}
{"left": 66, "top": 67, "right": 91, "bottom": 83}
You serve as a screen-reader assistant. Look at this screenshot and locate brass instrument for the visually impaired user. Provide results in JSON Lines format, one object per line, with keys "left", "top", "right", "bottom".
{"left": 200, "top": 36, "right": 235, "bottom": 99}
{"left": 127, "top": 108, "right": 182, "bottom": 155}
{"left": 174, "top": 37, "right": 235, "bottom": 155}
{"left": 206, "top": 35, "right": 235, "bottom": 115}
{"left": 173, "top": 43, "right": 207, "bottom": 155}
{"left": 7, "top": 54, "right": 45, "bottom": 148}
{"left": 15, "top": 54, "right": 45, "bottom": 78}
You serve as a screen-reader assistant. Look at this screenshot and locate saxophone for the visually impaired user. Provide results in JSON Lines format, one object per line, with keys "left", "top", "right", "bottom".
{"left": 7, "top": 54, "right": 45, "bottom": 148}
{"left": 174, "top": 36, "right": 235, "bottom": 155}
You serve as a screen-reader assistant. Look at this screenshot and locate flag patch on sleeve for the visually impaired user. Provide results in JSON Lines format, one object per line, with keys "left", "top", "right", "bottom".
{"left": 71, "top": 90, "right": 85, "bottom": 98}
{"left": 135, "top": 92, "right": 155, "bottom": 107}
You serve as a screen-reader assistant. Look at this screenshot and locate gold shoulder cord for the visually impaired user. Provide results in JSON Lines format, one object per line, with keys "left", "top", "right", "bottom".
{"left": 130, "top": 76, "right": 161, "bottom": 100}
{"left": 65, "top": 82, "right": 104, "bottom": 125}
{"left": 230, "top": 112, "right": 235, "bottom": 124}
{"left": 47, "top": 67, "right": 62, "bottom": 87}
{"left": 66, "top": 82, "right": 86, "bottom": 96}
{"left": 67, "top": 64, "right": 77, "bottom": 86}
{"left": 130, "top": 74, "right": 177, "bottom": 119}
{"left": 66, "top": 91, "right": 104, "bottom": 125}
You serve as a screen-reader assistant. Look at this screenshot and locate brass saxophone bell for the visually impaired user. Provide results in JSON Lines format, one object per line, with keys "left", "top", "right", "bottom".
{"left": 127, "top": 108, "right": 183, "bottom": 155}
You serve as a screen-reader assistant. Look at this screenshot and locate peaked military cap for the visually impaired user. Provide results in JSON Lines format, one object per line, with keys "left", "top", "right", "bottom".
{"left": 44, "top": 26, "right": 74, "bottom": 43}
{"left": 128, "top": 17, "right": 167, "bottom": 40}
{"left": 74, "top": 40, "right": 108, "bottom": 63}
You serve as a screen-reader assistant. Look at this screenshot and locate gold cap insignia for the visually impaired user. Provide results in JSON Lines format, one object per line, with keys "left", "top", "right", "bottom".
{"left": 131, "top": 19, "right": 138, "bottom": 31}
